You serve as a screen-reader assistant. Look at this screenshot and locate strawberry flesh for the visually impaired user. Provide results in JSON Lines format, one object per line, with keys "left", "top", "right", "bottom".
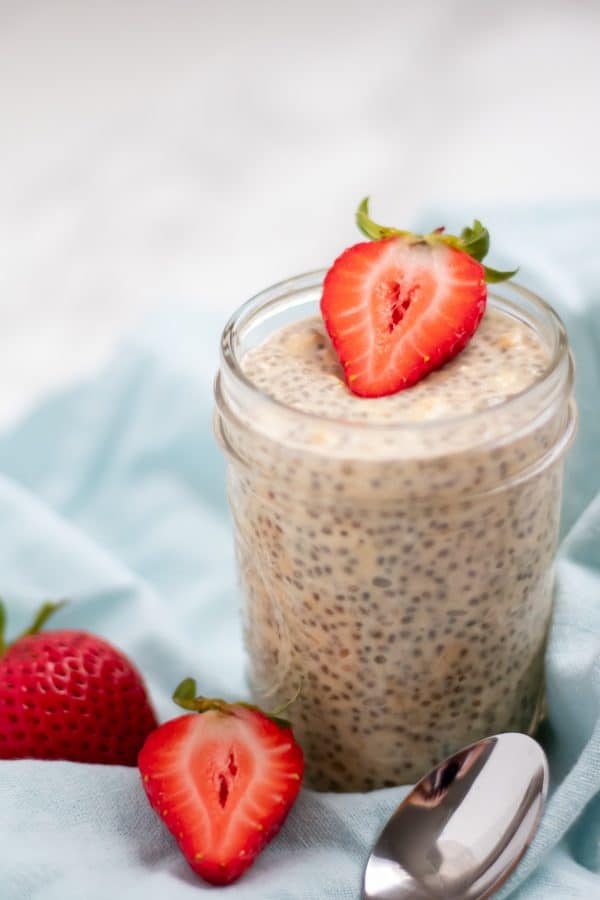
{"left": 320, "top": 236, "right": 486, "bottom": 397}
{"left": 138, "top": 705, "right": 304, "bottom": 885}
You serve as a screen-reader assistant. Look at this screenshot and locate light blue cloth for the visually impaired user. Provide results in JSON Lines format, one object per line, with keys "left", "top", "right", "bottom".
{"left": 0, "top": 207, "right": 599, "bottom": 899}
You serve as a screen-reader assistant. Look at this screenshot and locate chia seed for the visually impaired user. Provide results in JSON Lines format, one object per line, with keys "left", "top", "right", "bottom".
{"left": 218, "top": 309, "right": 567, "bottom": 790}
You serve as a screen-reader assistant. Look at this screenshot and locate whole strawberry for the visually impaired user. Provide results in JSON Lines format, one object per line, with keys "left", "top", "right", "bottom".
{"left": 139, "top": 678, "right": 304, "bottom": 885}
{"left": 0, "top": 600, "right": 157, "bottom": 765}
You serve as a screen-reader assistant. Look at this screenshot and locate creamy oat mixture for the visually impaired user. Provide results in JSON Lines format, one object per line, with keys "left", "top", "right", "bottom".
{"left": 217, "top": 307, "right": 565, "bottom": 790}
{"left": 242, "top": 310, "right": 548, "bottom": 423}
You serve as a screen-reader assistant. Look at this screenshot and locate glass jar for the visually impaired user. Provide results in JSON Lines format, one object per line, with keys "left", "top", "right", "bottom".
{"left": 214, "top": 272, "right": 576, "bottom": 792}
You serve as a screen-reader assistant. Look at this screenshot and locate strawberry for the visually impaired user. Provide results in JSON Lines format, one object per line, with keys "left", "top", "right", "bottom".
{"left": 320, "top": 198, "right": 517, "bottom": 397}
{"left": 0, "top": 600, "right": 157, "bottom": 765}
{"left": 138, "top": 678, "right": 304, "bottom": 885}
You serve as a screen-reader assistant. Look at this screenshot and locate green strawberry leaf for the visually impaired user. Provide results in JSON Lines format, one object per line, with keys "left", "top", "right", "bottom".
{"left": 267, "top": 714, "right": 293, "bottom": 730}
{"left": 172, "top": 677, "right": 222, "bottom": 712}
{"left": 20, "top": 599, "right": 68, "bottom": 638}
{"left": 355, "top": 198, "right": 518, "bottom": 285}
{"left": 459, "top": 219, "right": 490, "bottom": 262}
{"left": 173, "top": 679, "right": 238, "bottom": 715}
{"left": 356, "top": 197, "right": 412, "bottom": 241}
{"left": 2, "top": 599, "right": 68, "bottom": 654}
{"left": 173, "top": 677, "right": 198, "bottom": 706}
{"left": 483, "top": 264, "right": 519, "bottom": 283}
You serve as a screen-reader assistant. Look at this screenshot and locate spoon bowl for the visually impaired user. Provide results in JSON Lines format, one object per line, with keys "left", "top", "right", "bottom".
{"left": 362, "top": 733, "right": 548, "bottom": 900}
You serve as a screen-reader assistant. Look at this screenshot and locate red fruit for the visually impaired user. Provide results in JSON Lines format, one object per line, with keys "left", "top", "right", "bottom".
{"left": 320, "top": 199, "right": 516, "bottom": 398}
{"left": 0, "top": 601, "right": 157, "bottom": 765}
{"left": 321, "top": 237, "right": 486, "bottom": 397}
{"left": 138, "top": 680, "right": 304, "bottom": 885}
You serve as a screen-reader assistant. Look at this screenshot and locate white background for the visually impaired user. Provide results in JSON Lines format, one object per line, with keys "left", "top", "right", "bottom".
{"left": 1, "top": 0, "right": 599, "bottom": 424}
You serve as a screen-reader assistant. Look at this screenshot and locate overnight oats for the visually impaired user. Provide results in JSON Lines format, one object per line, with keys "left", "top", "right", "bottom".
{"left": 214, "top": 209, "right": 576, "bottom": 791}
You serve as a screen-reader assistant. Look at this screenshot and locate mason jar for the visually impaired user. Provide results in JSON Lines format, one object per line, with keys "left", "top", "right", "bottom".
{"left": 214, "top": 271, "right": 576, "bottom": 792}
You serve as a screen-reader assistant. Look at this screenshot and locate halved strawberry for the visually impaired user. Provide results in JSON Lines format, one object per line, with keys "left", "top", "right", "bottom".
{"left": 320, "top": 199, "right": 516, "bottom": 398}
{"left": 138, "top": 679, "right": 303, "bottom": 885}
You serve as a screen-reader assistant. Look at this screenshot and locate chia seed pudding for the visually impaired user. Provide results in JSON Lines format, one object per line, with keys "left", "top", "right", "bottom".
{"left": 214, "top": 273, "right": 576, "bottom": 791}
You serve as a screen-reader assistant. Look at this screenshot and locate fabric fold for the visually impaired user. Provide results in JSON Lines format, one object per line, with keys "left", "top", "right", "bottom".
{"left": 0, "top": 207, "right": 599, "bottom": 898}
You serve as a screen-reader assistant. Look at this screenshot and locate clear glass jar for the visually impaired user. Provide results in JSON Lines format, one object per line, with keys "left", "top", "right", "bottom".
{"left": 214, "top": 272, "right": 576, "bottom": 792}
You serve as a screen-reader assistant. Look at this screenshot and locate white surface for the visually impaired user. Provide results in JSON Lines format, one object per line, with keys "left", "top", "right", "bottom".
{"left": 1, "top": 0, "right": 599, "bottom": 425}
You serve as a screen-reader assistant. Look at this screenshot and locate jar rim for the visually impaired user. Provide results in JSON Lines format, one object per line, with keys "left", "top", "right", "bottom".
{"left": 219, "top": 269, "right": 572, "bottom": 435}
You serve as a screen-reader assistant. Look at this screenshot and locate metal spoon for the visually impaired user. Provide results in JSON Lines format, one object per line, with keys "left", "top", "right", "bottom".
{"left": 362, "top": 733, "right": 548, "bottom": 900}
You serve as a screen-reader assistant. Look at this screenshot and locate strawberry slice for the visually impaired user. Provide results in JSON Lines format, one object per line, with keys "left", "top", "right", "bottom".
{"left": 138, "top": 679, "right": 303, "bottom": 885}
{"left": 320, "top": 199, "right": 517, "bottom": 398}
